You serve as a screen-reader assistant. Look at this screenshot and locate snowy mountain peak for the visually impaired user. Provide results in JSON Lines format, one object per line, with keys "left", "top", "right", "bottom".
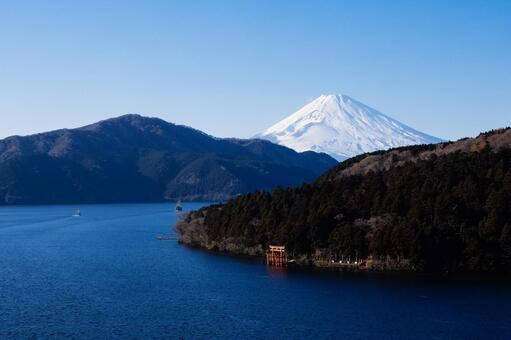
{"left": 256, "top": 94, "right": 443, "bottom": 161}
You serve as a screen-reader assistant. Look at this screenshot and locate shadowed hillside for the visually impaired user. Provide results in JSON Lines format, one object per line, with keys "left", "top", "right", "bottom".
{"left": 0, "top": 115, "right": 337, "bottom": 204}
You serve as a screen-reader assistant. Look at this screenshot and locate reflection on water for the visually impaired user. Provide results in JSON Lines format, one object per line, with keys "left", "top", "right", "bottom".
{"left": 266, "top": 266, "right": 288, "bottom": 280}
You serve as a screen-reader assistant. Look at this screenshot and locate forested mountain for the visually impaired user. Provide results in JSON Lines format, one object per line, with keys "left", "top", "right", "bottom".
{"left": 0, "top": 115, "right": 337, "bottom": 204}
{"left": 178, "top": 128, "right": 511, "bottom": 273}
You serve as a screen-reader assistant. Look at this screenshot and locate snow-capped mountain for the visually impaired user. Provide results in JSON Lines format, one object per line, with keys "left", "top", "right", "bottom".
{"left": 255, "top": 94, "right": 443, "bottom": 161}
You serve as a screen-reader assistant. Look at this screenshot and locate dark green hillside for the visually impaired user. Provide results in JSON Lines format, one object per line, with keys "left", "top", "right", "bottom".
{"left": 178, "top": 128, "right": 511, "bottom": 273}
{"left": 0, "top": 115, "right": 337, "bottom": 204}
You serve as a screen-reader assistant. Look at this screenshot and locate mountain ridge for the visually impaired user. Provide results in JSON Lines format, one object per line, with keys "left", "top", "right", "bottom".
{"left": 0, "top": 114, "right": 337, "bottom": 204}
{"left": 256, "top": 94, "right": 443, "bottom": 161}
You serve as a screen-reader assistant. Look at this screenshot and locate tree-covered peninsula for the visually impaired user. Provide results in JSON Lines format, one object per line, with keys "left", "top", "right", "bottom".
{"left": 178, "top": 128, "right": 511, "bottom": 274}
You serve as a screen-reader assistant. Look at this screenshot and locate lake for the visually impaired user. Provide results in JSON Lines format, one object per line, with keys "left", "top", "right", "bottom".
{"left": 1, "top": 203, "right": 510, "bottom": 339}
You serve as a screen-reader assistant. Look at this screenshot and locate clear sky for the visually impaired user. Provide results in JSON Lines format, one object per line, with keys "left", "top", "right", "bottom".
{"left": 0, "top": 0, "right": 509, "bottom": 140}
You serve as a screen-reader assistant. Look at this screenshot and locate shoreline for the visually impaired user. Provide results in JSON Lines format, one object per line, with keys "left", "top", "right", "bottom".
{"left": 177, "top": 240, "right": 511, "bottom": 279}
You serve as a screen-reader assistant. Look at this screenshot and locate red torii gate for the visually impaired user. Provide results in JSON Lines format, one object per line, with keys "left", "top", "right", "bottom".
{"left": 266, "top": 245, "right": 287, "bottom": 267}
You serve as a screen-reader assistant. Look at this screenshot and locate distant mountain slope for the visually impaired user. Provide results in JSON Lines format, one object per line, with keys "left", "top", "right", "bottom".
{"left": 0, "top": 115, "right": 337, "bottom": 204}
{"left": 178, "top": 128, "right": 511, "bottom": 273}
{"left": 256, "top": 94, "right": 443, "bottom": 161}
{"left": 319, "top": 127, "right": 511, "bottom": 181}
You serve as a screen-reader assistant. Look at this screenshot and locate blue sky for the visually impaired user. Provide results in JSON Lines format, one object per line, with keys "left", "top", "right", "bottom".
{"left": 0, "top": 0, "right": 509, "bottom": 140}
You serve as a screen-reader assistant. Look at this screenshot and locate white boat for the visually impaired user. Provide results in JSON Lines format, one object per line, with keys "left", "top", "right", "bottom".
{"left": 72, "top": 210, "right": 81, "bottom": 217}
{"left": 175, "top": 200, "right": 183, "bottom": 212}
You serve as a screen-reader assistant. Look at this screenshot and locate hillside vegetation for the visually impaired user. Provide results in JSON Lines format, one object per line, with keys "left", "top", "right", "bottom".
{"left": 178, "top": 128, "right": 511, "bottom": 273}
{"left": 0, "top": 115, "right": 336, "bottom": 204}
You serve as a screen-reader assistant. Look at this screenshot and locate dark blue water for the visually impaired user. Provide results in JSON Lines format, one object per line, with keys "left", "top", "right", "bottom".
{"left": 1, "top": 203, "right": 510, "bottom": 339}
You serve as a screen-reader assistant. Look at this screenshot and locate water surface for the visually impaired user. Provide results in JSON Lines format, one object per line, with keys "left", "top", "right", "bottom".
{"left": 1, "top": 203, "right": 510, "bottom": 339}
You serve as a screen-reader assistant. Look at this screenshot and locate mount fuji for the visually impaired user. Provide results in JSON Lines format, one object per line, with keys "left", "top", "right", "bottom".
{"left": 255, "top": 94, "right": 443, "bottom": 161}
